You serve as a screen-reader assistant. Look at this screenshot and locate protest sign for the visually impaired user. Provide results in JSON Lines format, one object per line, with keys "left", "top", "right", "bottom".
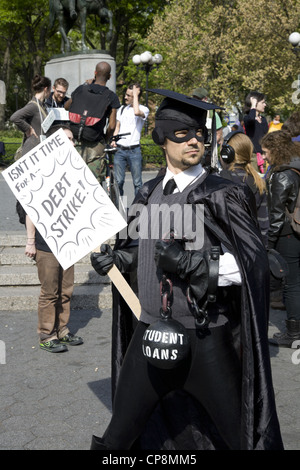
{"left": 2, "top": 128, "right": 127, "bottom": 269}
{"left": 42, "top": 109, "right": 70, "bottom": 133}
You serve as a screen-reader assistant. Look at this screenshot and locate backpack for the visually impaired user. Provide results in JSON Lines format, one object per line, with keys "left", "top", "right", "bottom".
{"left": 285, "top": 168, "right": 300, "bottom": 235}
{"left": 69, "top": 84, "right": 111, "bottom": 142}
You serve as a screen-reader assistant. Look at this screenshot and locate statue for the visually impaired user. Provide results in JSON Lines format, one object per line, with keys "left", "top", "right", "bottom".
{"left": 49, "top": 0, "right": 113, "bottom": 53}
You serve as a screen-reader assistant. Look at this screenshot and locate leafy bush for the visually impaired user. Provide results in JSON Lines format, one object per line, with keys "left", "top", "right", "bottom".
{"left": 0, "top": 131, "right": 165, "bottom": 169}
{"left": 140, "top": 135, "right": 164, "bottom": 168}
{"left": 0, "top": 129, "right": 23, "bottom": 166}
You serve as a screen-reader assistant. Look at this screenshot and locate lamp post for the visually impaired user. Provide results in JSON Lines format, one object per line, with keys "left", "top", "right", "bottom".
{"left": 132, "top": 51, "right": 163, "bottom": 134}
{"left": 288, "top": 32, "right": 300, "bottom": 101}
{"left": 289, "top": 31, "right": 300, "bottom": 56}
{"left": 13, "top": 85, "right": 19, "bottom": 110}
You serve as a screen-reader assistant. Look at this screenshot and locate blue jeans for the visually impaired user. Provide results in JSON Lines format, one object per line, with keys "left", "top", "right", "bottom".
{"left": 114, "top": 146, "right": 143, "bottom": 196}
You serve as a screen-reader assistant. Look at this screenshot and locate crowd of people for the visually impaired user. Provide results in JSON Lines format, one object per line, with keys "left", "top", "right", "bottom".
{"left": 8, "top": 65, "right": 300, "bottom": 450}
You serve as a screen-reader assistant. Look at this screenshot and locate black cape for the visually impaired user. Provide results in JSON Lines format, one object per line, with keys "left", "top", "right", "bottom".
{"left": 109, "top": 171, "right": 284, "bottom": 450}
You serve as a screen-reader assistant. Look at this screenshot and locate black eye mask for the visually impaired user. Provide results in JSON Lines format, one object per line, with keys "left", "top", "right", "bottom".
{"left": 165, "top": 128, "right": 204, "bottom": 143}
{"left": 159, "top": 120, "right": 205, "bottom": 143}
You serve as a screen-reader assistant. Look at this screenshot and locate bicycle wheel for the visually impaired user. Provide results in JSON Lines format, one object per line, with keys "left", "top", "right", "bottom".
{"left": 101, "top": 160, "right": 112, "bottom": 197}
{"left": 110, "top": 170, "right": 121, "bottom": 209}
{"left": 102, "top": 173, "right": 111, "bottom": 196}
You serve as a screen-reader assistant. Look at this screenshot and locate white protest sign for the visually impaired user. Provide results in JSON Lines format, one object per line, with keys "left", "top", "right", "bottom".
{"left": 41, "top": 110, "right": 55, "bottom": 133}
{"left": 42, "top": 109, "right": 70, "bottom": 133}
{"left": 2, "top": 128, "right": 127, "bottom": 270}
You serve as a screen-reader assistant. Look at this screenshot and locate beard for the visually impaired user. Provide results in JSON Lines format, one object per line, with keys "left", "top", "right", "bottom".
{"left": 180, "top": 148, "right": 202, "bottom": 168}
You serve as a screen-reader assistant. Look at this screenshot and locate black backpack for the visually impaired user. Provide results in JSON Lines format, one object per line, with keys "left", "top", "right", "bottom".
{"left": 69, "top": 84, "right": 112, "bottom": 142}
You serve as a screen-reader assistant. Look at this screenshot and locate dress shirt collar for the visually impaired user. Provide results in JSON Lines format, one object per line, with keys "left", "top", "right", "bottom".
{"left": 163, "top": 164, "right": 205, "bottom": 193}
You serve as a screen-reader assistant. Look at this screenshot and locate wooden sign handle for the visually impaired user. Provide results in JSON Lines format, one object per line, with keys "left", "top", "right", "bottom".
{"left": 107, "top": 265, "right": 141, "bottom": 320}
{"left": 92, "top": 246, "right": 141, "bottom": 319}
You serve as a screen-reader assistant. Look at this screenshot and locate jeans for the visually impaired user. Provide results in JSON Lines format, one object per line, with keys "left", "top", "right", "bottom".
{"left": 276, "top": 232, "right": 300, "bottom": 320}
{"left": 113, "top": 146, "right": 143, "bottom": 196}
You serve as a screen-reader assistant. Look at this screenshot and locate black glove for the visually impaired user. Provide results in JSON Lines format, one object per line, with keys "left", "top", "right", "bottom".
{"left": 154, "top": 239, "right": 209, "bottom": 301}
{"left": 91, "top": 244, "right": 138, "bottom": 276}
{"left": 154, "top": 238, "right": 185, "bottom": 274}
{"left": 91, "top": 244, "right": 114, "bottom": 276}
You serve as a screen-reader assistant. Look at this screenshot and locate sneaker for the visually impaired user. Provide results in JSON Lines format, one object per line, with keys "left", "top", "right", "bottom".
{"left": 59, "top": 333, "right": 83, "bottom": 346}
{"left": 270, "top": 300, "right": 286, "bottom": 310}
{"left": 40, "top": 339, "right": 68, "bottom": 353}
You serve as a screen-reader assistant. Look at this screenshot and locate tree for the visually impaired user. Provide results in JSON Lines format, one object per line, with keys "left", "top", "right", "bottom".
{"left": 106, "top": 0, "right": 168, "bottom": 83}
{"left": 0, "top": 0, "right": 58, "bottom": 112}
{"left": 1, "top": 0, "right": 299, "bottom": 120}
{"left": 0, "top": 0, "right": 168, "bottom": 116}
{"left": 144, "top": 0, "right": 300, "bottom": 117}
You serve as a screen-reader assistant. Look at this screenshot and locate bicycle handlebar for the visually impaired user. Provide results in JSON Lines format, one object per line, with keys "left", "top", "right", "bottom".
{"left": 110, "top": 132, "right": 131, "bottom": 143}
{"left": 103, "top": 133, "right": 132, "bottom": 156}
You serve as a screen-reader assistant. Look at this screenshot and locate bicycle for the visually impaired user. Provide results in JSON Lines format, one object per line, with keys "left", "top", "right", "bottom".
{"left": 101, "top": 132, "right": 130, "bottom": 211}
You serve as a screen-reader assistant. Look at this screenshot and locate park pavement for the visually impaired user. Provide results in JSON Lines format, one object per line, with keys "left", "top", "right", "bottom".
{"left": 1, "top": 170, "right": 300, "bottom": 451}
{"left": 1, "top": 306, "right": 300, "bottom": 451}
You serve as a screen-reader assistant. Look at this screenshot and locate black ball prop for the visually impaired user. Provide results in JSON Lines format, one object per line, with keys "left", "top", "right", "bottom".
{"left": 142, "top": 314, "right": 191, "bottom": 369}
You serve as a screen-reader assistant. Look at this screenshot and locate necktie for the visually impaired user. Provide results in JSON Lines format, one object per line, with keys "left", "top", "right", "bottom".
{"left": 163, "top": 178, "right": 177, "bottom": 195}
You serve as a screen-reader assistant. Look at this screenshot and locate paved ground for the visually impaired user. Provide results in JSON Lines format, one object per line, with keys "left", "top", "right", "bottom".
{"left": 1, "top": 170, "right": 300, "bottom": 451}
{"left": 0, "top": 307, "right": 112, "bottom": 450}
{"left": 1, "top": 306, "right": 300, "bottom": 451}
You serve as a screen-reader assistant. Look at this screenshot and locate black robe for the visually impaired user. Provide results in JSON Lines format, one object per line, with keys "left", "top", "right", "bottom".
{"left": 109, "top": 171, "right": 284, "bottom": 450}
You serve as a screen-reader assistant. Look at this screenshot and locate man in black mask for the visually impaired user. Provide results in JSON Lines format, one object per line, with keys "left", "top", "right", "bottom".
{"left": 90, "top": 89, "right": 283, "bottom": 450}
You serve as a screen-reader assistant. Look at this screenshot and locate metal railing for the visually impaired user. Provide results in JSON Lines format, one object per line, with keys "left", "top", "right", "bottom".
{"left": 0, "top": 142, "right": 21, "bottom": 166}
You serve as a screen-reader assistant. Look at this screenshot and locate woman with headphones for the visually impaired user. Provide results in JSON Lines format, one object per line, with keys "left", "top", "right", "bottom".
{"left": 219, "top": 130, "right": 269, "bottom": 247}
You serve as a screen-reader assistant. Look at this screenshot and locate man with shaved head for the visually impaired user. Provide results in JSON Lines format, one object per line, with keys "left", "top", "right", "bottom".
{"left": 67, "top": 61, "right": 120, "bottom": 182}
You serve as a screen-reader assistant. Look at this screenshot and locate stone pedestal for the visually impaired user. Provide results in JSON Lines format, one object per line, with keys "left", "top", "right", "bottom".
{"left": 44, "top": 51, "right": 116, "bottom": 95}
{"left": 0, "top": 81, "right": 6, "bottom": 131}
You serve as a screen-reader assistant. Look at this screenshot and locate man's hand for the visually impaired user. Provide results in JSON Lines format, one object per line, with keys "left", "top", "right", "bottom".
{"left": 154, "top": 239, "right": 209, "bottom": 301}
{"left": 91, "top": 244, "right": 114, "bottom": 276}
{"left": 91, "top": 244, "right": 138, "bottom": 275}
{"left": 154, "top": 239, "right": 185, "bottom": 274}
{"left": 25, "top": 242, "right": 36, "bottom": 260}
{"left": 250, "top": 96, "right": 258, "bottom": 109}
{"left": 132, "top": 85, "right": 140, "bottom": 98}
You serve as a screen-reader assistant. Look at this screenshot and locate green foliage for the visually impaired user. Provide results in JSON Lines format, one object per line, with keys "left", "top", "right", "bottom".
{"left": 0, "top": 0, "right": 167, "bottom": 117}
{"left": 0, "top": 129, "right": 23, "bottom": 140}
{"left": 141, "top": 135, "right": 164, "bottom": 168}
{"left": 0, "top": 130, "right": 163, "bottom": 168}
{"left": 0, "top": 129, "right": 23, "bottom": 165}
{"left": 1, "top": 0, "right": 300, "bottom": 124}
{"left": 145, "top": 0, "right": 300, "bottom": 117}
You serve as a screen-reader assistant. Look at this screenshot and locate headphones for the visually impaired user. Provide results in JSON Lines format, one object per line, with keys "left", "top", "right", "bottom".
{"left": 152, "top": 126, "right": 209, "bottom": 146}
{"left": 220, "top": 130, "right": 244, "bottom": 164}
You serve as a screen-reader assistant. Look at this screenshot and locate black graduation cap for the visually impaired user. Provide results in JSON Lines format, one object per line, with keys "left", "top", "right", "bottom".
{"left": 148, "top": 88, "right": 223, "bottom": 128}
{"left": 148, "top": 88, "right": 223, "bottom": 169}
{"left": 148, "top": 88, "right": 223, "bottom": 111}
